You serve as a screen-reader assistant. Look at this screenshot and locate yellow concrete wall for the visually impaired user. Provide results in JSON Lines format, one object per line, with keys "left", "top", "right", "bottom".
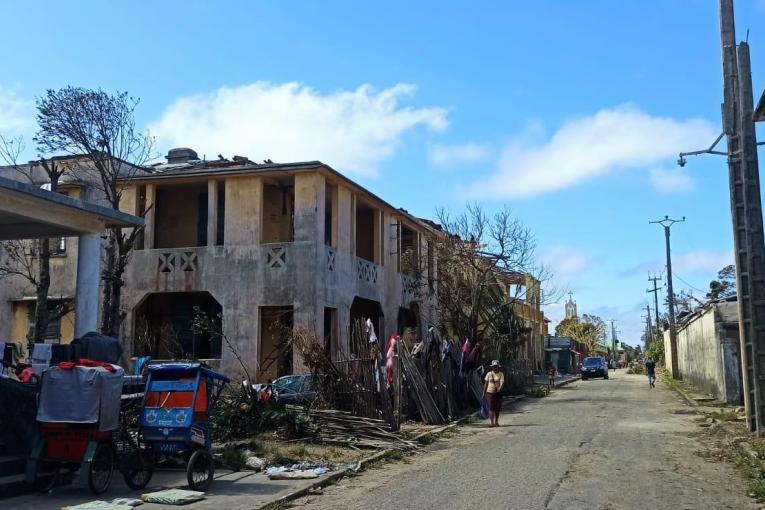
{"left": 10, "top": 302, "right": 29, "bottom": 343}
{"left": 60, "top": 308, "right": 75, "bottom": 343}
{"left": 9, "top": 301, "right": 76, "bottom": 344}
{"left": 119, "top": 184, "right": 137, "bottom": 215}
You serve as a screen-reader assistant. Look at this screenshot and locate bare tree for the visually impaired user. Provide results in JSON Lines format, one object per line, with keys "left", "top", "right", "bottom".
{"left": 0, "top": 136, "right": 72, "bottom": 345}
{"left": 34, "top": 87, "right": 154, "bottom": 336}
{"left": 434, "top": 204, "right": 555, "bottom": 361}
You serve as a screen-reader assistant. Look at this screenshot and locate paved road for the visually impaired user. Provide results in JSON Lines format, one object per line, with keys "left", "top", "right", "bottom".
{"left": 299, "top": 371, "right": 757, "bottom": 510}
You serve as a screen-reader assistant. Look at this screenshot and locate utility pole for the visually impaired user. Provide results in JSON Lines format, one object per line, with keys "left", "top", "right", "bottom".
{"left": 649, "top": 216, "right": 684, "bottom": 379}
{"left": 645, "top": 304, "right": 653, "bottom": 344}
{"left": 719, "top": 0, "right": 765, "bottom": 433}
{"left": 641, "top": 311, "right": 651, "bottom": 346}
{"left": 647, "top": 273, "right": 662, "bottom": 334}
{"left": 610, "top": 320, "right": 617, "bottom": 358}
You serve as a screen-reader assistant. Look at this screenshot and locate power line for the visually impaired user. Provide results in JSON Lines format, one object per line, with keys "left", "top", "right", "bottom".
{"left": 671, "top": 272, "right": 707, "bottom": 294}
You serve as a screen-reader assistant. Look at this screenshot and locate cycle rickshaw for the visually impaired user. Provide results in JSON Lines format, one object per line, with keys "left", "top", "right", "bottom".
{"left": 26, "top": 362, "right": 128, "bottom": 494}
{"left": 135, "top": 363, "right": 229, "bottom": 491}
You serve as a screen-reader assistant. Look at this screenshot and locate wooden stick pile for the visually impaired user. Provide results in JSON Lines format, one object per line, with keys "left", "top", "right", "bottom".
{"left": 297, "top": 407, "right": 418, "bottom": 450}
{"left": 399, "top": 348, "right": 446, "bottom": 425}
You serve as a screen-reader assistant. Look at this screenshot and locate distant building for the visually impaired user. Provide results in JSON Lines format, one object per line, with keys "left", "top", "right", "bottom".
{"left": 565, "top": 292, "right": 578, "bottom": 319}
{"left": 544, "top": 335, "right": 585, "bottom": 374}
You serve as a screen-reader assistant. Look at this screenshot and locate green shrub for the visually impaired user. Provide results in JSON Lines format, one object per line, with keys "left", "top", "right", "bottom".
{"left": 210, "top": 387, "right": 313, "bottom": 441}
{"left": 645, "top": 340, "right": 665, "bottom": 365}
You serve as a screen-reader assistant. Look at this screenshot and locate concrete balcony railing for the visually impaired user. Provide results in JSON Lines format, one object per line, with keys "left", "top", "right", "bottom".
{"left": 262, "top": 242, "right": 291, "bottom": 271}
{"left": 401, "top": 274, "right": 418, "bottom": 302}
{"left": 355, "top": 257, "right": 380, "bottom": 284}
{"left": 154, "top": 246, "right": 205, "bottom": 274}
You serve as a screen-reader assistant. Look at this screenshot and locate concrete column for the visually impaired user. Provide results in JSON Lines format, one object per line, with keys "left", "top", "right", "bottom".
{"left": 337, "top": 186, "right": 352, "bottom": 256}
{"left": 329, "top": 184, "right": 339, "bottom": 248}
{"left": 207, "top": 179, "right": 218, "bottom": 246}
{"left": 144, "top": 183, "right": 156, "bottom": 250}
{"left": 224, "top": 176, "right": 261, "bottom": 245}
{"left": 350, "top": 194, "right": 357, "bottom": 256}
{"left": 294, "top": 173, "right": 324, "bottom": 243}
{"left": 373, "top": 208, "right": 382, "bottom": 265}
{"left": 74, "top": 232, "right": 101, "bottom": 337}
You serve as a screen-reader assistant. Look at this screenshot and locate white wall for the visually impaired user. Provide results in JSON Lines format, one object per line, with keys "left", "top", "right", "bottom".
{"left": 665, "top": 302, "right": 742, "bottom": 404}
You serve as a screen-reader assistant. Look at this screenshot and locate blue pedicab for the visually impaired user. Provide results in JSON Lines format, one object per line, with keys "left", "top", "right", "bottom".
{"left": 137, "top": 363, "right": 229, "bottom": 491}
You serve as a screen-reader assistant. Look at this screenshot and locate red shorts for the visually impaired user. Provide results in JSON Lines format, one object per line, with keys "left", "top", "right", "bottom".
{"left": 486, "top": 392, "right": 502, "bottom": 413}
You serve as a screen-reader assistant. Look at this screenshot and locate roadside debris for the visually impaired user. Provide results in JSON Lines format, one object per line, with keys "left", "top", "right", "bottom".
{"left": 302, "top": 407, "right": 419, "bottom": 450}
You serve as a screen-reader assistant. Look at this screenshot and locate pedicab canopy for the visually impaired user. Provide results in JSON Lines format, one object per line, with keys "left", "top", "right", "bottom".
{"left": 36, "top": 363, "right": 125, "bottom": 432}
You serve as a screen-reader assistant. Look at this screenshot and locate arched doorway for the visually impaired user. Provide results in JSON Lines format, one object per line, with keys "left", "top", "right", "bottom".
{"left": 133, "top": 291, "right": 222, "bottom": 360}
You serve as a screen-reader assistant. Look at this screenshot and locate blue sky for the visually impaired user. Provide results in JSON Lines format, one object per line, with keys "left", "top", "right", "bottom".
{"left": 2, "top": 0, "right": 764, "bottom": 346}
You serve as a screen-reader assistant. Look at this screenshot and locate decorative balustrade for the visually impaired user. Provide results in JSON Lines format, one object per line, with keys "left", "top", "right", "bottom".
{"left": 401, "top": 274, "right": 418, "bottom": 299}
{"left": 157, "top": 250, "right": 200, "bottom": 274}
{"left": 326, "top": 247, "right": 336, "bottom": 272}
{"left": 356, "top": 257, "right": 379, "bottom": 284}
{"left": 264, "top": 243, "right": 289, "bottom": 269}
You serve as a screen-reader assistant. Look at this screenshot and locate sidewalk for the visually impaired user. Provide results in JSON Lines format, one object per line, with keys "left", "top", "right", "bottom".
{"left": 3, "top": 466, "right": 344, "bottom": 510}
{"left": 1, "top": 400, "right": 526, "bottom": 510}
{"left": 532, "top": 373, "right": 580, "bottom": 387}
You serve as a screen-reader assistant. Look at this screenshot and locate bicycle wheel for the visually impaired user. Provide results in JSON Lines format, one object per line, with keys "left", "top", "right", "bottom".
{"left": 186, "top": 449, "right": 214, "bottom": 491}
{"left": 87, "top": 443, "right": 115, "bottom": 494}
{"left": 121, "top": 449, "right": 153, "bottom": 490}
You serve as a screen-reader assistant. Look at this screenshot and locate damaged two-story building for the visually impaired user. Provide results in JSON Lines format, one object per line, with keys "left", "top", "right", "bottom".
{"left": 1, "top": 149, "right": 440, "bottom": 379}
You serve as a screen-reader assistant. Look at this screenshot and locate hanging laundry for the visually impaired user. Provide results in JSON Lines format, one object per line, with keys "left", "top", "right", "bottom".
{"left": 386, "top": 334, "right": 398, "bottom": 387}
{"left": 365, "top": 318, "right": 378, "bottom": 345}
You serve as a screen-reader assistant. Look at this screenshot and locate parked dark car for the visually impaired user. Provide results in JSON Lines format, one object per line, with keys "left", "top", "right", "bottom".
{"left": 581, "top": 357, "right": 609, "bottom": 380}
{"left": 273, "top": 374, "right": 318, "bottom": 405}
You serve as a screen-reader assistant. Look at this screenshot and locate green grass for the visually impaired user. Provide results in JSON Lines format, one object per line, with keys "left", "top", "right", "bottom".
{"left": 704, "top": 409, "right": 741, "bottom": 422}
{"left": 732, "top": 448, "right": 765, "bottom": 502}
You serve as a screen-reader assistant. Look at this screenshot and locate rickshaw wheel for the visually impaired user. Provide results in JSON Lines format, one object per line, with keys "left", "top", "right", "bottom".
{"left": 34, "top": 460, "right": 58, "bottom": 493}
{"left": 87, "top": 443, "right": 115, "bottom": 495}
{"left": 122, "top": 449, "right": 153, "bottom": 490}
{"left": 186, "top": 449, "right": 214, "bottom": 492}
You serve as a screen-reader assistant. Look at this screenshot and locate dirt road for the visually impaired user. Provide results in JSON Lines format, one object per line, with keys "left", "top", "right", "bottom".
{"left": 295, "top": 372, "right": 757, "bottom": 510}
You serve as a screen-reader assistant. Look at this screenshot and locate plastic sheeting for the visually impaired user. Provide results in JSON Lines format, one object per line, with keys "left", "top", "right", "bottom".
{"left": 71, "top": 332, "right": 123, "bottom": 364}
{"left": 36, "top": 364, "right": 124, "bottom": 431}
{"left": 0, "top": 377, "right": 39, "bottom": 455}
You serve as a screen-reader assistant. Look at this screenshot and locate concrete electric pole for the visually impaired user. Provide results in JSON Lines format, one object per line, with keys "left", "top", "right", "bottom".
{"left": 649, "top": 216, "right": 684, "bottom": 379}
{"left": 720, "top": 0, "right": 765, "bottom": 433}
{"left": 647, "top": 273, "right": 662, "bottom": 336}
{"left": 674, "top": 0, "right": 765, "bottom": 433}
{"left": 645, "top": 304, "right": 653, "bottom": 343}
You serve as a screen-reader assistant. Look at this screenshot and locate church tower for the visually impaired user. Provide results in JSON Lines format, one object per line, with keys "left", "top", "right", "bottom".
{"left": 565, "top": 292, "right": 578, "bottom": 319}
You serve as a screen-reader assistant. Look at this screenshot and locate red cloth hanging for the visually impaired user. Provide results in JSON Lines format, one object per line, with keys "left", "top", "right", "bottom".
{"left": 57, "top": 359, "right": 117, "bottom": 373}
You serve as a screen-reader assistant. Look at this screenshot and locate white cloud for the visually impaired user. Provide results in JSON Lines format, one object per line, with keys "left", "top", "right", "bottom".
{"left": 0, "top": 87, "right": 33, "bottom": 134}
{"left": 649, "top": 167, "right": 694, "bottom": 194}
{"left": 539, "top": 246, "right": 590, "bottom": 289}
{"left": 464, "top": 104, "right": 716, "bottom": 198}
{"left": 539, "top": 246, "right": 589, "bottom": 280}
{"left": 621, "top": 249, "right": 733, "bottom": 277}
{"left": 674, "top": 250, "right": 733, "bottom": 274}
{"left": 428, "top": 142, "right": 490, "bottom": 168}
{"left": 149, "top": 81, "right": 448, "bottom": 177}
